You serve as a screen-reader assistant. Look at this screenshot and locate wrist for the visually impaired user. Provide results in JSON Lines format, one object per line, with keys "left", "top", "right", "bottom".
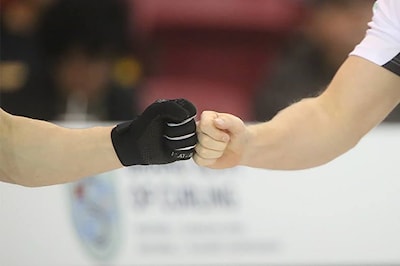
{"left": 111, "top": 121, "right": 143, "bottom": 166}
{"left": 239, "top": 124, "right": 258, "bottom": 167}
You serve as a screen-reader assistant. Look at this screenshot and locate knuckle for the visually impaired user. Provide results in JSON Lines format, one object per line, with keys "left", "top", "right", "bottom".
{"left": 199, "top": 135, "right": 211, "bottom": 148}
{"left": 198, "top": 134, "right": 211, "bottom": 148}
{"left": 193, "top": 155, "right": 207, "bottom": 166}
{"left": 201, "top": 110, "right": 214, "bottom": 118}
{"left": 195, "top": 145, "right": 207, "bottom": 156}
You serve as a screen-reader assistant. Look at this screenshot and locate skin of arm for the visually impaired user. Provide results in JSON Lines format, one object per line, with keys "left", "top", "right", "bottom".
{"left": 194, "top": 56, "right": 400, "bottom": 170}
{"left": 0, "top": 109, "right": 122, "bottom": 187}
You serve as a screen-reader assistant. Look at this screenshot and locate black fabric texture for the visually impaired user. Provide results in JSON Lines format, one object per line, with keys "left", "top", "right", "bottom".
{"left": 383, "top": 52, "right": 400, "bottom": 76}
{"left": 111, "top": 99, "right": 197, "bottom": 166}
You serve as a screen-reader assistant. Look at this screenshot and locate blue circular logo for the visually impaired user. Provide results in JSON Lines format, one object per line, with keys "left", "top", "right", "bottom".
{"left": 69, "top": 174, "right": 120, "bottom": 260}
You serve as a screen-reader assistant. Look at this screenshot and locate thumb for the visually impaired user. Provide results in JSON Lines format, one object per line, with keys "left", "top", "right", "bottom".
{"left": 213, "top": 113, "right": 245, "bottom": 135}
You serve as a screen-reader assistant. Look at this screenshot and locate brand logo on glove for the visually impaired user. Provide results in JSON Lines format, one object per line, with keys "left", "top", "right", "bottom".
{"left": 172, "top": 152, "right": 193, "bottom": 159}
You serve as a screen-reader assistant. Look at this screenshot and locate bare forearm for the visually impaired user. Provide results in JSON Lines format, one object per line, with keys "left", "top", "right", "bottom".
{"left": 194, "top": 58, "right": 400, "bottom": 170}
{"left": 241, "top": 57, "right": 400, "bottom": 170}
{"left": 242, "top": 97, "right": 360, "bottom": 170}
{"left": 0, "top": 111, "right": 122, "bottom": 186}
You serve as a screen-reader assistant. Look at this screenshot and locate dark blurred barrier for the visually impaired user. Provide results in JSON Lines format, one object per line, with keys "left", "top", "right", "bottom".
{"left": 130, "top": 0, "right": 305, "bottom": 120}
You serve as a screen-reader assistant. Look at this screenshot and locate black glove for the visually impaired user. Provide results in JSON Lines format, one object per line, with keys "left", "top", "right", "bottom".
{"left": 111, "top": 98, "right": 197, "bottom": 166}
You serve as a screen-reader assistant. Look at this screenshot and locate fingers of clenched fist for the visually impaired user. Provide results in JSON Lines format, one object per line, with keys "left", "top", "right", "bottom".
{"left": 194, "top": 111, "right": 247, "bottom": 168}
{"left": 197, "top": 112, "right": 229, "bottom": 140}
{"left": 194, "top": 111, "right": 230, "bottom": 166}
{"left": 195, "top": 133, "right": 228, "bottom": 159}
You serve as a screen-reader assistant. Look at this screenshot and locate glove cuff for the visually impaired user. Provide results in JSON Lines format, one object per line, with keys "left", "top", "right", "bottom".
{"left": 111, "top": 121, "right": 142, "bottom": 166}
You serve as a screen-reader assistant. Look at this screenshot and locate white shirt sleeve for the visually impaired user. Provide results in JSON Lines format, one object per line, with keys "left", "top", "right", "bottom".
{"left": 350, "top": 0, "right": 400, "bottom": 75}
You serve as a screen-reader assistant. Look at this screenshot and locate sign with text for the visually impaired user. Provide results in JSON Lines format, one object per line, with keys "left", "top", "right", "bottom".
{"left": 1, "top": 125, "right": 399, "bottom": 265}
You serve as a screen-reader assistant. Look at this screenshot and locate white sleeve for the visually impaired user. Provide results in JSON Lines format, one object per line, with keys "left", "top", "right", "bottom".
{"left": 350, "top": 0, "right": 400, "bottom": 76}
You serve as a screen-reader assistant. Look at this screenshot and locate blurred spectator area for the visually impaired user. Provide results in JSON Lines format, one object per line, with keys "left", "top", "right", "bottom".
{"left": 130, "top": 0, "right": 305, "bottom": 121}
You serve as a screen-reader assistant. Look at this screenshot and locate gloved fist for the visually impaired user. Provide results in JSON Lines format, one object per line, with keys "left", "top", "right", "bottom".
{"left": 111, "top": 98, "right": 197, "bottom": 166}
